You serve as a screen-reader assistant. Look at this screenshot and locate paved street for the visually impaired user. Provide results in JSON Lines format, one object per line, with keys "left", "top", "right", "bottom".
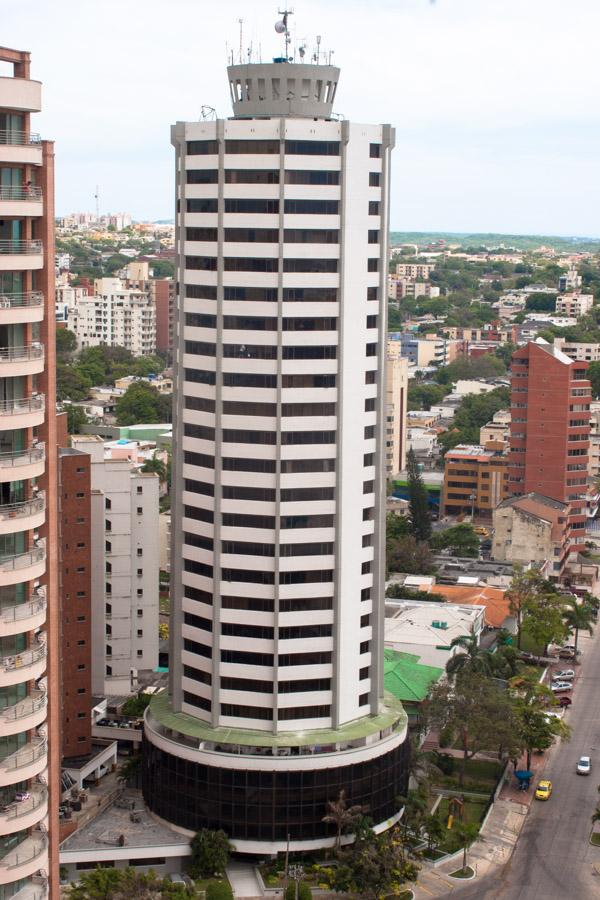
{"left": 450, "top": 627, "right": 600, "bottom": 900}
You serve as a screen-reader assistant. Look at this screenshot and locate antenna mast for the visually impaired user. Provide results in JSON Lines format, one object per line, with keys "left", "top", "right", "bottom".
{"left": 275, "top": 9, "right": 293, "bottom": 59}
{"left": 238, "top": 19, "right": 244, "bottom": 64}
{"left": 94, "top": 185, "right": 100, "bottom": 221}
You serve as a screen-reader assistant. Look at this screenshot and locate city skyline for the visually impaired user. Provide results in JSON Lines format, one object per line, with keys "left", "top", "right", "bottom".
{"left": 4, "top": 0, "right": 600, "bottom": 234}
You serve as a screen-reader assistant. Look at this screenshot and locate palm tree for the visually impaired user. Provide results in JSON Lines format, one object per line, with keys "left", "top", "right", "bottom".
{"left": 455, "top": 821, "right": 479, "bottom": 874}
{"left": 322, "top": 789, "right": 366, "bottom": 855}
{"left": 445, "top": 631, "right": 494, "bottom": 678}
{"left": 140, "top": 451, "right": 167, "bottom": 482}
{"left": 563, "top": 597, "right": 595, "bottom": 659}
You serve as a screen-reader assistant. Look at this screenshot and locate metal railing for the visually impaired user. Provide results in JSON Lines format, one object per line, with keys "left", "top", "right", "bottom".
{"left": 0, "top": 493, "right": 45, "bottom": 522}
{"left": 0, "top": 291, "right": 43, "bottom": 309}
{"left": 0, "top": 186, "right": 42, "bottom": 202}
{"left": 0, "top": 738, "right": 46, "bottom": 775}
{"left": 0, "top": 690, "right": 46, "bottom": 722}
{"left": 0, "top": 542, "right": 45, "bottom": 575}
{"left": 0, "top": 444, "right": 45, "bottom": 470}
{"left": 0, "top": 130, "right": 41, "bottom": 146}
{"left": 0, "top": 240, "right": 42, "bottom": 255}
{"left": 0, "top": 833, "right": 47, "bottom": 870}
{"left": 0, "top": 394, "right": 44, "bottom": 415}
{"left": 0, "top": 786, "right": 47, "bottom": 820}
{"left": 0, "top": 643, "right": 46, "bottom": 674}
{"left": 0, "top": 345, "right": 43, "bottom": 362}
{"left": 0, "top": 591, "right": 46, "bottom": 626}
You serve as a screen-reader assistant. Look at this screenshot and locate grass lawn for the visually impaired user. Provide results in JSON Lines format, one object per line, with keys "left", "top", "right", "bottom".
{"left": 194, "top": 877, "right": 231, "bottom": 893}
{"left": 432, "top": 757, "right": 502, "bottom": 794}
{"left": 433, "top": 797, "right": 488, "bottom": 854}
{"left": 590, "top": 832, "right": 600, "bottom": 846}
{"left": 449, "top": 866, "right": 474, "bottom": 878}
{"left": 516, "top": 662, "right": 543, "bottom": 681}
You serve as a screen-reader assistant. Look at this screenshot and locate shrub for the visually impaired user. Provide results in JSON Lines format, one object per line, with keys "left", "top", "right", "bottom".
{"left": 206, "top": 881, "right": 234, "bottom": 900}
{"left": 434, "top": 752, "right": 455, "bottom": 775}
{"left": 284, "top": 881, "right": 312, "bottom": 900}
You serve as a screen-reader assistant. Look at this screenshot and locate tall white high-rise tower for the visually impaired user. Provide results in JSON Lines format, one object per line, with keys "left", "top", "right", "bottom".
{"left": 143, "top": 49, "right": 409, "bottom": 854}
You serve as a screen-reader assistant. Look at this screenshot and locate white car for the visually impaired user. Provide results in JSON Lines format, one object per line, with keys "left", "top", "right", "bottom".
{"left": 551, "top": 681, "right": 573, "bottom": 693}
{"left": 577, "top": 755, "right": 591, "bottom": 775}
{"left": 554, "top": 669, "right": 575, "bottom": 680}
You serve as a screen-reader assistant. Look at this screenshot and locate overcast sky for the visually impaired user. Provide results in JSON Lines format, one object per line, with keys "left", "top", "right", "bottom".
{"left": 4, "top": 0, "right": 600, "bottom": 235}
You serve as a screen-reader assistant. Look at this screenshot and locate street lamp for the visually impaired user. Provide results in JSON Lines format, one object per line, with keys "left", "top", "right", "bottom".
{"left": 289, "top": 864, "right": 304, "bottom": 900}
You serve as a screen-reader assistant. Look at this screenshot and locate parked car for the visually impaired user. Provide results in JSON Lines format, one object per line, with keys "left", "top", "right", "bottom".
{"left": 551, "top": 681, "right": 573, "bottom": 693}
{"left": 535, "top": 780, "right": 553, "bottom": 800}
{"left": 554, "top": 669, "right": 575, "bottom": 680}
{"left": 577, "top": 756, "right": 591, "bottom": 775}
{"left": 557, "top": 649, "right": 579, "bottom": 659}
{"left": 558, "top": 696, "right": 572, "bottom": 708}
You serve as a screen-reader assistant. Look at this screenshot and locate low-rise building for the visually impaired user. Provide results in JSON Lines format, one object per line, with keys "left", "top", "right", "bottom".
{"left": 384, "top": 600, "right": 485, "bottom": 669}
{"left": 395, "top": 262, "right": 436, "bottom": 279}
{"left": 480, "top": 409, "right": 511, "bottom": 446}
{"left": 559, "top": 267, "right": 582, "bottom": 292}
{"left": 555, "top": 292, "right": 594, "bottom": 318}
{"left": 492, "top": 493, "right": 571, "bottom": 582}
{"left": 443, "top": 443, "right": 509, "bottom": 517}
{"left": 552, "top": 337, "right": 600, "bottom": 362}
{"left": 383, "top": 649, "right": 443, "bottom": 727}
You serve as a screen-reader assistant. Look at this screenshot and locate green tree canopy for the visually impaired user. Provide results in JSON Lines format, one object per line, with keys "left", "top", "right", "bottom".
{"left": 189, "top": 828, "right": 233, "bottom": 879}
{"left": 387, "top": 534, "right": 435, "bottom": 576}
{"left": 406, "top": 448, "right": 432, "bottom": 542}
{"left": 66, "top": 405, "right": 89, "bottom": 435}
{"left": 430, "top": 523, "right": 480, "bottom": 558}
{"left": 68, "top": 867, "right": 193, "bottom": 899}
{"left": 56, "top": 327, "right": 77, "bottom": 356}
{"left": 115, "top": 382, "right": 167, "bottom": 425}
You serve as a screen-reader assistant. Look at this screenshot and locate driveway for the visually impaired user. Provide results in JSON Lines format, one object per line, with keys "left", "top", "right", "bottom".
{"left": 450, "top": 627, "right": 600, "bottom": 899}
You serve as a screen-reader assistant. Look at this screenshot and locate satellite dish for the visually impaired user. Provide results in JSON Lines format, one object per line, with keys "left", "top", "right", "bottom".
{"left": 275, "top": 20, "right": 286, "bottom": 33}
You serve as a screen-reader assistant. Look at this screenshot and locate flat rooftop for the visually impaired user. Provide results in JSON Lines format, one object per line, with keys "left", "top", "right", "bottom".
{"left": 60, "top": 790, "right": 188, "bottom": 853}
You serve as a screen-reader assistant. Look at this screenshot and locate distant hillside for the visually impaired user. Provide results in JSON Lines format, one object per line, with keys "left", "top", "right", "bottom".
{"left": 390, "top": 231, "right": 600, "bottom": 253}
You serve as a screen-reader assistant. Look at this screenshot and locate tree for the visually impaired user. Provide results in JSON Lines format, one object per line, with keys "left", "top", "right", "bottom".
{"left": 425, "top": 672, "right": 516, "bottom": 787}
{"left": 406, "top": 448, "right": 431, "bottom": 542}
{"left": 116, "top": 381, "right": 164, "bottom": 425}
{"left": 322, "top": 789, "right": 366, "bottom": 855}
{"left": 141, "top": 452, "right": 167, "bottom": 482}
{"left": 387, "top": 534, "right": 435, "bottom": 576}
{"left": 57, "top": 363, "right": 92, "bottom": 402}
{"left": 284, "top": 882, "right": 311, "bottom": 900}
{"left": 333, "top": 828, "right": 419, "bottom": 899}
{"left": 66, "top": 405, "right": 89, "bottom": 435}
{"left": 189, "top": 829, "right": 233, "bottom": 878}
{"left": 587, "top": 360, "right": 600, "bottom": 399}
{"left": 563, "top": 597, "right": 595, "bottom": 658}
{"left": 69, "top": 867, "right": 192, "bottom": 899}
{"left": 445, "top": 632, "right": 494, "bottom": 678}
{"left": 454, "top": 822, "right": 480, "bottom": 874}
{"left": 430, "top": 523, "right": 479, "bottom": 558}
{"left": 117, "top": 752, "right": 142, "bottom": 787}
{"left": 506, "top": 567, "right": 566, "bottom": 651}
{"left": 424, "top": 814, "right": 445, "bottom": 853}
{"left": 511, "top": 699, "right": 570, "bottom": 769}
{"left": 56, "top": 327, "right": 77, "bottom": 356}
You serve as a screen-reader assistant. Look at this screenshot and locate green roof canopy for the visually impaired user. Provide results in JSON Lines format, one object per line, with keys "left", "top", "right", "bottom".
{"left": 383, "top": 648, "right": 443, "bottom": 703}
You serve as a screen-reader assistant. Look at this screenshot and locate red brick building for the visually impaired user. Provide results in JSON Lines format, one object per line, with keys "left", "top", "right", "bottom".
{"left": 509, "top": 340, "right": 591, "bottom": 551}
{"left": 58, "top": 447, "right": 92, "bottom": 759}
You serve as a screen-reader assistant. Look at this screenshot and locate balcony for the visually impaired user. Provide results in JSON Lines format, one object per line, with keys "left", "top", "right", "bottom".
{"left": 0, "top": 186, "right": 43, "bottom": 219}
{"left": 0, "top": 785, "right": 47, "bottom": 836}
{"left": 0, "top": 345, "right": 44, "bottom": 378}
{"left": 0, "top": 832, "right": 47, "bottom": 884}
{"left": 0, "top": 395, "right": 44, "bottom": 430}
{"left": 0, "top": 690, "right": 46, "bottom": 736}
{"left": 11, "top": 882, "right": 48, "bottom": 900}
{"left": 0, "top": 543, "right": 45, "bottom": 587}
{"left": 0, "top": 241, "right": 43, "bottom": 272}
{"left": 0, "top": 292, "right": 44, "bottom": 325}
{"left": 0, "top": 738, "right": 47, "bottom": 789}
{"left": 0, "top": 494, "right": 45, "bottom": 536}
{"left": 0, "top": 445, "right": 45, "bottom": 485}
{"left": 0, "top": 129, "right": 42, "bottom": 168}
{"left": 0, "top": 642, "right": 46, "bottom": 688}
{"left": 0, "top": 590, "right": 46, "bottom": 637}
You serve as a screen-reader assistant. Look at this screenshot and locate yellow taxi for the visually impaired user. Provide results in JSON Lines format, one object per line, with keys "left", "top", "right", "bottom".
{"left": 474, "top": 526, "right": 490, "bottom": 537}
{"left": 535, "top": 780, "right": 553, "bottom": 801}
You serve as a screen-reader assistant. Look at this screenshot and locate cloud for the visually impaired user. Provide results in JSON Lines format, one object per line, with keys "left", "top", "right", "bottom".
{"left": 3, "top": 0, "right": 600, "bottom": 232}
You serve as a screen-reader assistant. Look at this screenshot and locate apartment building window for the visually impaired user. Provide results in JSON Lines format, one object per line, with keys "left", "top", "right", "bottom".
{"left": 137, "top": 649, "right": 143, "bottom": 657}
{"left": 137, "top": 568, "right": 143, "bottom": 577}
{"left": 137, "top": 629, "right": 143, "bottom": 638}
{"left": 137, "top": 609, "right": 143, "bottom": 617}
{"left": 369, "top": 172, "right": 381, "bottom": 186}
{"left": 137, "top": 486, "right": 143, "bottom": 494}
{"left": 369, "top": 143, "right": 381, "bottom": 158}
{"left": 137, "top": 548, "right": 143, "bottom": 557}
{"left": 368, "top": 201, "right": 380, "bottom": 215}
{"left": 367, "top": 259, "right": 379, "bottom": 272}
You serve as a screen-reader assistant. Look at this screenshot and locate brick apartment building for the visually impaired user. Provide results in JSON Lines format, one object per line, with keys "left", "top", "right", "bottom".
{"left": 58, "top": 447, "right": 92, "bottom": 759}
{"left": 443, "top": 442, "right": 509, "bottom": 518}
{"left": 509, "top": 339, "right": 591, "bottom": 551}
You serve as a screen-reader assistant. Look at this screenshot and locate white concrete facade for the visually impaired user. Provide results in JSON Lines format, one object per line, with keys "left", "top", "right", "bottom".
{"left": 72, "top": 437, "right": 159, "bottom": 696}
{"left": 169, "top": 94, "right": 394, "bottom": 735}
{"left": 67, "top": 277, "right": 156, "bottom": 356}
